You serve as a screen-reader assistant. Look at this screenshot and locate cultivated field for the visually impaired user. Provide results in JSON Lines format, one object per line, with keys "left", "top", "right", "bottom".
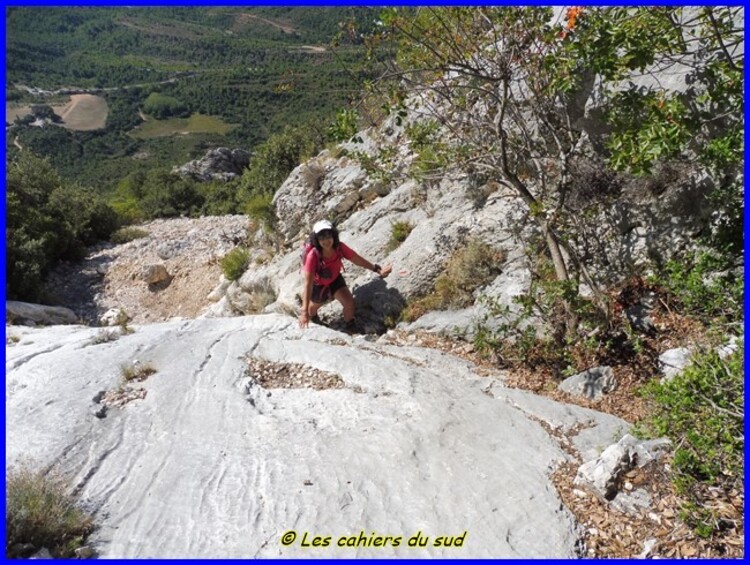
{"left": 6, "top": 94, "right": 109, "bottom": 130}
{"left": 129, "top": 113, "right": 236, "bottom": 138}
{"left": 58, "top": 95, "right": 109, "bottom": 130}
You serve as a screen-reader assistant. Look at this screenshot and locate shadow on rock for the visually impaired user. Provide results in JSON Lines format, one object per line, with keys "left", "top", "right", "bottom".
{"left": 352, "top": 277, "right": 406, "bottom": 335}
{"left": 43, "top": 246, "right": 118, "bottom": 325}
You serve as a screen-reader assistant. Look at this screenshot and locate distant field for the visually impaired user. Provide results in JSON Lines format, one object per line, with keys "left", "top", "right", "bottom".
{"left": 129, "top": 113, "right": 237, "bottom": 138}
{"left": 59, "top": 95, "right": 109, "bottom": 130}
{"left": 6, "top": 94, "right": 108, "bottom": 130}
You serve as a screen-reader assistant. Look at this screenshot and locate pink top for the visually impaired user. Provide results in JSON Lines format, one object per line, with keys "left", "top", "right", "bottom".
{"left": 304, "top": 242, "right": 355, "bottom": 286}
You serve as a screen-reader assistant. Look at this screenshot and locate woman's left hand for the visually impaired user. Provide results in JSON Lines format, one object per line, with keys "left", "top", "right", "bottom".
{"left": 379, "top": 263, "right": 393, "bottom": 278}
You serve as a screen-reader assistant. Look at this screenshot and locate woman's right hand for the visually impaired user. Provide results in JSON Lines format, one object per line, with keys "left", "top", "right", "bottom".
{"left": 299, "top": 311, "right": 309, "bottom": 328}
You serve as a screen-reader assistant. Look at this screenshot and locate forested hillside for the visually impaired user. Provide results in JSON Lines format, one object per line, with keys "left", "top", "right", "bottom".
{"left": 6, "top": 7, "right": 383, "bottom": 192}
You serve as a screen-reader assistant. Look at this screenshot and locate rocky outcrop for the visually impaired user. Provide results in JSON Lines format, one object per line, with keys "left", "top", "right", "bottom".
{"left": 559, "top": 367, "right": 616, "bottom": 401}
{"left": 658, "top": 347, "right": 693, "bottom": 382}
{"left": 172, "top": 147, "right": 251, "bottom": 182}
{"left": 6, "top": 300, "right": 78, "bottom": 326}
{"left": 214, "top": 109, "right": 714, "bottom": 337}
{"left": 141, "top": 264, "right": 171, "bottom": 285}
{"left": 6, "top": 314, "right": 634, "bottom": 558}
{"left": 575, "top": 434, "right": 672, "bottom": 514}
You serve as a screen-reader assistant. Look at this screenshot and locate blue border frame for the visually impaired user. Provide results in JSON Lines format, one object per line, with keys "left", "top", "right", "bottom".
{"left": 2, "top": 3, "right": 747, "bottom": 562}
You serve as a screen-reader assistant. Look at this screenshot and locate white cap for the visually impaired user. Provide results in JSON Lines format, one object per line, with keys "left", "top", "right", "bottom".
{"left": 313, "top": 220, "right": 333, "bottom": 234}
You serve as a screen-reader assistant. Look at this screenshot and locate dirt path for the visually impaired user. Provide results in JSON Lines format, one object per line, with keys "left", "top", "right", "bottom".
{"left": 236, "top": 13, "right": 296, "bottom": 34}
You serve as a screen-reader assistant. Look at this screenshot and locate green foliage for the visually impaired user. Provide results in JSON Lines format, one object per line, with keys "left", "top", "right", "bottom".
{"left": 402, "top": 239, "right": 504, "bottom": 322}
{"left": 6, "top": 465, "right": 93, "bottom": 558}
{"left": 110, "top": 227, "right": 149, "bottom": 244}
{"left": 221, "top": 247, "right": 250, "bottom": 281}
{"left": 636, "top": 345, "right": 743, "bottom": 536}
{"left": 29, "top": 104, "right": 62, "bottom": 123}
{"left": 607, "top": 93, "right": 691, "bottom": 174}
{"left": 112, "top": 168, "right": 205, "bottom": 220}
{"left": 326, "top": 108, "right": 360, "bottom": 142}
{"left": 403, "top": 117, "right": 452, "bottom": 180}
{"left": 198, "top": 179, "right": 242, "bottom": 216}
{"left": 6, "top": 8, "right": 383, "bottom": 194}
{"left": 405, "top": 119, "right": 439, "bottom": 151}
{"left": 6, "top": 152, "right": 118, "bottom": 301}
{"left": 561, "top": 7, "right": 743, "bottom": 178}
{"left": 651, "top": 250, "right": 743, "bottom": 327}
{"left": 238, "top": 124, "right": 322, "bottom": 202}
{"left": 243, "top": 193, "right": 276, "bottom": 231}
{"left": 386, "top": 220, "right": 413, "bottom": 252}
{"left": 142, "top": 92, "right": 189, "bottom": 119}
{"left": 109, "top": 194, "right": 145, "bottom": 225}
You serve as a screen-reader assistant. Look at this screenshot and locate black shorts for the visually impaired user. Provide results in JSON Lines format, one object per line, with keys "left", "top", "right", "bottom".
{"left": 311, "top": 274, "right": 346, "bottom": 304}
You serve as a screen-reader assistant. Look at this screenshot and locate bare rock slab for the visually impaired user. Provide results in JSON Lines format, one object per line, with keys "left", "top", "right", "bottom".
{"left": 559, "top": 366, "right": 616, "bottom": 400}
{"left": 6, "top": 314, "right": 641, "bottom": 558}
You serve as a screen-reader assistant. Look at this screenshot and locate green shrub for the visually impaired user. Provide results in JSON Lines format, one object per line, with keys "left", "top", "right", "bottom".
{"left": 199, "top": 179, "right": 241, "bottom": 216}
{"left": 244, "top": 193, "right": 276, "bottom": 231}
{"left": 636, "top": 344, "right": 744, "bottom": 536}
{"left": 653, "top": 251, "right": 743, "bottom": 327}
{"left": 110, "top": 194, "right": 146, "bottom": 225}
{"left": 386, "top": 220, "right": 413, "bottom": 252}
{"left": 401, "top": 239, "right": 504, "bottom": 322}
{"left": 6, "top": 465, "right": 93, "bottom": 557}
{"left": 110, "top": 227, "right": 149, "bottom": 244}
{"left": 221, "top": 247, "right": 250, "bottom": 281}
{"left": 142, "top": 92, "right": 189, "bottom": 119}
{"left": 6, "top": 152, "right": 118, "bottom": 301}
{"left": 238, "top": 124, "right": 321, "bottom": 200}
{"left": 139, "top": 170, "right": 205, "bottom": 219}
{"left": 326, "top": 108, "right": 360, "bottom": 142}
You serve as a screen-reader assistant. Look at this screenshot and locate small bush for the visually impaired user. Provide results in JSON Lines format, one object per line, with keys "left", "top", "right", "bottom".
{"left": 653, "top": 250, "right": 743, "bottom": 327}
{"left": 221, "top": 247, "right": 250, "bottom": 281}
{"left": 244, "top": 278, "right": 278, "bottom": 314}
{"left": 401, "top": 239, "right": 504, "bottom": 322}
{"left": 6, "top": 465, "right": 93, "bottom": 557}
{"left": 243, "top": 193, "right": 276, "bottom": 231}
{"left": 386, "top": 220, "right": 413, "bottom": 252}
{"left": 86, "top": 329, "right": 120, "bottom": 346}
{"left": 326, "top": 108, "right": 360, "bottom": 142}
{"left": 110, "top": 227, "right": 149, "bottom": 244}
{"left": 237, "top": 124, "right": 321, "bottom": 198}
{"left": 636, "top": 344, "right": 744, "bottom": 536}
{"left": 120, "top": 361, "right": 157, "bottom": 383}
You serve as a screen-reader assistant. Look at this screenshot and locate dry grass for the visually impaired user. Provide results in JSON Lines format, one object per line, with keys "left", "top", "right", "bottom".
{"left": 402, "top": 239, "right": 505, "bottom": 322}
{"left": 5, "top": 464, "right": 93, "bottom": 558}
{"left": 120, "top": 361, "right": 157, "bottom": 383}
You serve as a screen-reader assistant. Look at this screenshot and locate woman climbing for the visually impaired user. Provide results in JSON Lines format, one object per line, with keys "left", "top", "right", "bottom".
{"left": 299, "top": 220, "right": 392, "bottom": 332}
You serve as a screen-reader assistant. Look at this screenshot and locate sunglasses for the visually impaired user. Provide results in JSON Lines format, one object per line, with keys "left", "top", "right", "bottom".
{"left": 317, "top": 230, "right": 334, "bottom": 239}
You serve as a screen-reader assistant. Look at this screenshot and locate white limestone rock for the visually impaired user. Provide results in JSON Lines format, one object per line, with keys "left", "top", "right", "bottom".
{"left": 6, "top": 314, "right": 638, "bottom": 558}
{"left": 6, "top": 300, "right": 78, "bottom": 326}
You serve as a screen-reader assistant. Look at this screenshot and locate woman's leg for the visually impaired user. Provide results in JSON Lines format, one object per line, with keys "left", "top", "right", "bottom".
{"left": 333, "top": 286, "right": 355, "bottom": 322}
{"left": 307, "top": 302, "right": 322, "bottom": 317}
